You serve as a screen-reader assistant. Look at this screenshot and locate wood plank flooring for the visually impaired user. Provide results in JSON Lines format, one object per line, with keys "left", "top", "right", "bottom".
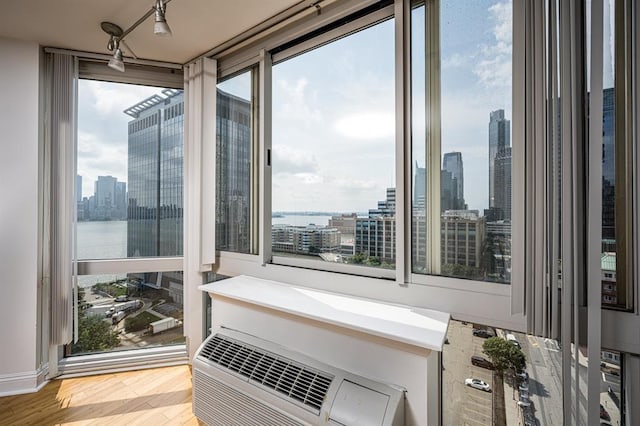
{"left": 0, "top": 365, "right": 204, "bottom": 426}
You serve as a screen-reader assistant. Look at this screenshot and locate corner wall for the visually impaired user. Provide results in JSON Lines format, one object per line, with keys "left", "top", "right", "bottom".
{"left": 0, "top": 37, "right": 42, "bottom": 395}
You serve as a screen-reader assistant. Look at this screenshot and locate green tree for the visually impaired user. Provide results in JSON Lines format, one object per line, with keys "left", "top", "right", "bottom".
{"left": 71, "top": 315, "right": 120, "bottom": 353}
{"left": 365, "top": 256, "right": 381, "bottom": 266}
{"left": 481, "top": 232, "right": 497, "bottom": 277}
{"left": 482, "top": 336, "right": 526, "bottom": 376}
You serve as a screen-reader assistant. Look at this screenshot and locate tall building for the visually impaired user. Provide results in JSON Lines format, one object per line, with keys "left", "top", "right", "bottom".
{"left": 414, "top": 162, "right": 425, "bottom": 207}
{"left": 76, "top": 175, "right": 82, "bottom": 202}
{"left": 441, "top": 210, "right": 484, "bottom": 271}
{"left": 272, "top": 224, "right": 340, "bottom": 255}
{"left": 328, "top": 213, "right": 357, "bottom": 235}
{"left": 602, "top": 87, "right": 615, "bottom": 241}
{"left": 115, "top": 181, "right": 126, "bottom": 216}
{"left": 126, "top": 88, "right": 253, "bottom": 257}
{"left": 355, "top": 188, "right": 396, "bottom": 264}
{"left": 488, "top": 109, "right": 510, "bottom": 209}
{"left": 442, "top": 151, "right": 465, "bottom": 211}
{"left": 126, "top": 89, "right": 184, "bottom": 257}
{"left": 216, "top": 90, "right": 252, "bottom": 253}
{"left": 95, "top": 175, "right": 117, "bottom": 209}
{"left": 91, "top": 175, "right": 127, "bottom": 220}
{"left": 494, "top": 147, "right": 512, "bottom": 221}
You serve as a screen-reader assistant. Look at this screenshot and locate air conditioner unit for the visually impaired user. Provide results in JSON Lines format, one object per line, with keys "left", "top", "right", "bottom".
{"left": 193, "top": 328, "right": 405, "bottom": 426}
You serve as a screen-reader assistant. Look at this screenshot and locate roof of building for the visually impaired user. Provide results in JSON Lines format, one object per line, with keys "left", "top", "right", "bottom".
{"left": 124, "top": 88, "right": 183, "bottom": 118}
{"left": 601, "top": 252, "right": 616, "bottom": 271}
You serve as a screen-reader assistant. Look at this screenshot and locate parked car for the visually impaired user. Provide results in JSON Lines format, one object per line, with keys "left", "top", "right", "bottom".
{"left": 471, "top": 355, "right": 495, "bottom": 370}
{"left": 472, "top": 328, "right": 495, "bottom": 338}
{"left": 600, "top": 362, "right": 620, "bottom": 376}
{"left": 600, "top": 404, "right": 610, "bottom": 420}
{"left": 518, "top": 400, "right": 531, "bottom": 408}
{"left": 465, "top": 378, "right": 491, "bottom": 392}
{"left": 515, "top": 369, "right": 529, "bottom": 380}
{"left": 506, "top": 333, "right": 522, "bottom": 349}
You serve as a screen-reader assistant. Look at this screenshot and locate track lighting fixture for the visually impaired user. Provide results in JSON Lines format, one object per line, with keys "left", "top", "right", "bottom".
{"left": 154, "top": 0, "right": 172, "bottom": 36}
{"left": 101, "top": 0, "right": 174, "bottom": 72}
{"left": 108, "top": 44, "right": 125, "bottom": 72}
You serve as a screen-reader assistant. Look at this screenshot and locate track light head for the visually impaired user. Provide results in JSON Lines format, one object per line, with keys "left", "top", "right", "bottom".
{"left": 108, "top": 47, "right": 125, "bottom": 72}
{"left": 154, "top": 0, "right": 172, "bottom": 36}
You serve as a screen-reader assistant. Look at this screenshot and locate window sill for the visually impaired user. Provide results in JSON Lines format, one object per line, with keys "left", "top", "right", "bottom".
{"left": 58, "top": 344, "right": 188, "bottom": 378}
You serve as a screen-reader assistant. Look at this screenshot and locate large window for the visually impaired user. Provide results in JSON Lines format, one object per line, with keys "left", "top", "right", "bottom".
{"left": 74, "top": 79, "right": 184, "bottom": 356}
{"left": 412, "top": 0, "right": 513, "bottom": 283}
{"left": 271, "top": 18, "right": 396, "bottom": 271}
{"left": 77, "top": 81, "right": 184, "bottom": 259}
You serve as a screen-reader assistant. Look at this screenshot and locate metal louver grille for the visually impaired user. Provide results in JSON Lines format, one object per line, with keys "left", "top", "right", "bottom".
{"left": 198, "top": 334, "right": 334, "bottom": 413}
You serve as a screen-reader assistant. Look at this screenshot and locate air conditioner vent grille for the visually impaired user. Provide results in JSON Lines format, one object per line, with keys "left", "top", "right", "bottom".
{"left": 198, "top": 333, "right": 334, "bottom": 413}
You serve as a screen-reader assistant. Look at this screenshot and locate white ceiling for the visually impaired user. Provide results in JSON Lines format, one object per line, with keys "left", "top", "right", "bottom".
{"left": 0, "top": 0, "right": 302, "bottom": 64}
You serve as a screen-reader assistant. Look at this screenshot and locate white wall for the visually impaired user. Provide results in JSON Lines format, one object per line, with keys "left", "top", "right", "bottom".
{"left": 0, "top": 37, "right": 41, "bottom": 392}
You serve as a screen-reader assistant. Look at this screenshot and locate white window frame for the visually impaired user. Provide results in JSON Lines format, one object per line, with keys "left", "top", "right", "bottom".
{"left": 52, "top": 61, "right": 190, "bottom": 376}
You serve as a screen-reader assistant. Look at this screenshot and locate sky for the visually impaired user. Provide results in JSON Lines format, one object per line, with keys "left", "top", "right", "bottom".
{"left": 77, "top": 81, "right": 162, "bottom": 199}
{"left": 77, "top": 0, "right": 615, "bottom": 215}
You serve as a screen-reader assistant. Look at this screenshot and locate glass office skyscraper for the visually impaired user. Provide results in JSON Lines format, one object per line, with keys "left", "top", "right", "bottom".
{"left": 216, "top": 90, "right": 252, "bottom": 253}
{"left": 126, "top": 88, "right": 252, "bottom": 257}
{"left": 126, "top": 89, "right": 184, "bottom": 257}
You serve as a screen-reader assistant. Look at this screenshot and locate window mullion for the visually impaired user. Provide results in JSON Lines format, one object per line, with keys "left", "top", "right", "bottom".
{"left": 394, "top": 0, "right": 411, "bottom": 284}
{"left": 259, "top": 49, "right": 273, "bottom": 265}
{"left": 425, "top": 0, "right": 441, "bottom": 275}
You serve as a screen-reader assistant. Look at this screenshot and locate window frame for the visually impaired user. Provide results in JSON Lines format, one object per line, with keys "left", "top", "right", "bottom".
{"left": 211, "top": 0, "right": 527, "bottom": 331}
{"left": 59, "top": 66, "right": 189, "bottom": 375}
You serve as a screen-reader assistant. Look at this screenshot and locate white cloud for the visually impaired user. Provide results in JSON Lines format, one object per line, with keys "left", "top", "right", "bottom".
{"left": 272, "top": 145, "right": 319, "bottom": 175}
{"left": 334, "top": 112, "right": 394, "bottom": 140}
{"left": 77, "top": 130, "right": 128, "bottom": 198}
{"left": 442, "top": 53, "right": 468, "bottom": 69}
{"left": 474, "top": 1, "right": 513, "bottom": 91}
{"left": 275, "top": 78, "right": 323, "bottom": 126}
{"left": 83, "top": 80, "right": 160, "bottom": 117}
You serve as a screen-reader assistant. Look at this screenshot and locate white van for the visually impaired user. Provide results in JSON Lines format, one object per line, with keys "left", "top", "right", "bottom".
{"left": 506, "top": 333, "right": 521, "bottom": 349}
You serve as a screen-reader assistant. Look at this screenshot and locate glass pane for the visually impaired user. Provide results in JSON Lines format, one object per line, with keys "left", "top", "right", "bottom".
{"left": 601, "top": 1, "right": 633, "bottom": 310}
{"left": 216, "top": 71, "right": 254, "bottom": 254}
{"left": 412, "top": 0, "right": 513, "bottom": 283}
{"left": 442, "top": 320, "right": 564, "bottom": 425}
{"left": 77, "top": 80, "right": 184, "bottom": 259}
{"left": 272, "top": 19, "right": 395, "bottom": 269}
{"left": 72, "top": 271, "right": 185, "bottom": 355}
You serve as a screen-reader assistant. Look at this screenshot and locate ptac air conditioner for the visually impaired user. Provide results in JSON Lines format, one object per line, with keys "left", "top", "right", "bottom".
{"left": 193, "top": 328, "right": 405, "bottom": 426}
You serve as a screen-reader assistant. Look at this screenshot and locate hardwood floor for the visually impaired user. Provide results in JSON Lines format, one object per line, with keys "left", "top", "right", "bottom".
{"left": 0, "top": 365, "right": 204, "bottom": 425}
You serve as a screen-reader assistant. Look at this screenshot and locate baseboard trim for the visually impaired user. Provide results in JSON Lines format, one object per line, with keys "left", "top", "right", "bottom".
{"left": 0, "top": 364, "right": 49, "bottom": 397}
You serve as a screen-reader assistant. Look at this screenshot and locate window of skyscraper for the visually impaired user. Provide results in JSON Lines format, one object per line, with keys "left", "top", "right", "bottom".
{"left": 412, "top": 0, "right": 513, "bottom": 284}
{"left": 216, "top": 70, "right": 255, "bottom": 254}
{"left": 271, "top": 18, "right": 396, "bottom": 271}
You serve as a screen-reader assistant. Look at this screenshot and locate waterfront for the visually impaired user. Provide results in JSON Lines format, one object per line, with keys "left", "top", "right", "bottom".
{"left": 77, "top": 220, "right": 127, "bottom": 288}
{"left": 77, "top": 220, "right": 127, "bottom": 260}
{"left": 272, "top": 214, "right": 334, "bottom": 227}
